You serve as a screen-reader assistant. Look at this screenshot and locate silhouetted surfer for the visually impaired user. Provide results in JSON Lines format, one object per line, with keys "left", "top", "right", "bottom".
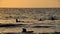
{"left": 39, "top": 18, "right": 43, "bottom": 21}
{"left": 22, "top": 28, "right": 27, "bottom": 32}
{"left": 51, "top": 17, "right": 55, "bottom": 20}
{"left": 16, "top": 18, "right": 20, "bottom": 22}
{"left": 22, "top": 28, "right": 33, "bottom": 33}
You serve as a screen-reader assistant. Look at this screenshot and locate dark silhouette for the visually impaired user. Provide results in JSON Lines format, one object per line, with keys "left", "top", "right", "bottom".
{"left": 22, "top": 28, "right": 34, "bottom": 33}
{"left": 22, "top": 28, "right": 27, "bottom": 32}
{"left": 39, "top": 18, "right": 43, "bottom": 21}
{"left": 39, "top": 18, "right": 44, "bottom": 21}
{"left": 51, "top": 17, "right": 55, "bottom": 20}
{"left": 48, "top": 16, "right": 57, "bottom": 21}
{"left": 16, "top": 19, "right": 20, "bottom": 22}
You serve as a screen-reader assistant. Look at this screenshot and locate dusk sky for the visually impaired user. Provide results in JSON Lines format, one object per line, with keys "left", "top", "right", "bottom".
{"left": 0, "top": 0, "right": 60, "bottom": 8}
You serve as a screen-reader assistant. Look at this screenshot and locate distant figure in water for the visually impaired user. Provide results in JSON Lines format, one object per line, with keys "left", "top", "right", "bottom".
{"left": 51, "top": 17, "right": 55, "bottom": 21}
{"left": 39, "top": 19, "right": 42, "bottom": 21}
{"left": 16, "top": 19, "right": 20, "bottom": 22}
{"left": 22, "top": 28, "right": 27, "bottom": 32}
{"left": 39, "top": 18, "right": 42, "bottom": 21}
{"left": 48, "top": 16, "right": 57, "bottom": 21}
{"left": 22, "top": 28, "right": 33, "bottom": 33}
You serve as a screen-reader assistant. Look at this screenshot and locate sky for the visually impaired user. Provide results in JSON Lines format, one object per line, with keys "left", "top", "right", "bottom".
{"left": 0, "top": 0, "right": 60, "bottom": 8}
